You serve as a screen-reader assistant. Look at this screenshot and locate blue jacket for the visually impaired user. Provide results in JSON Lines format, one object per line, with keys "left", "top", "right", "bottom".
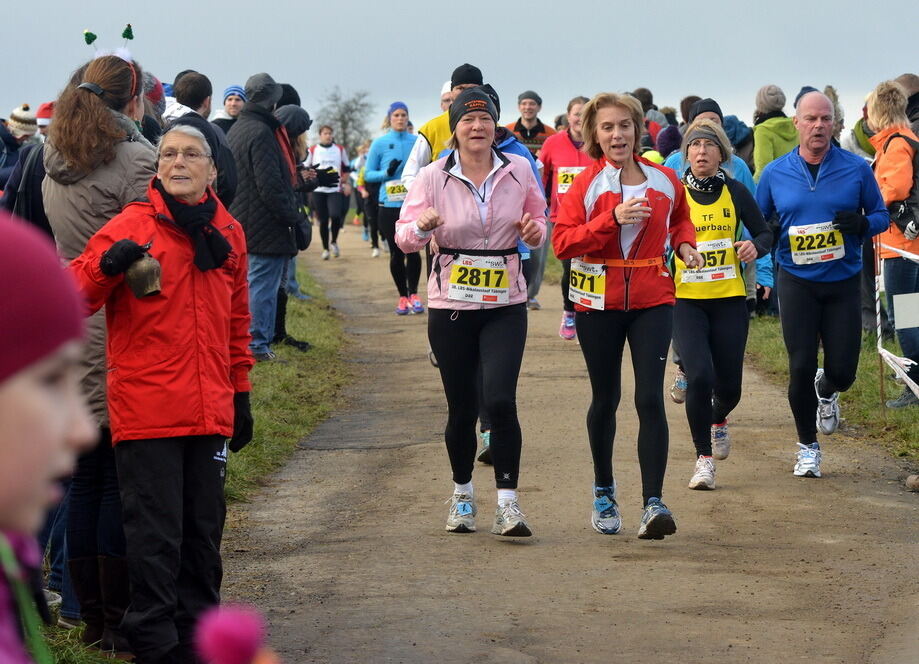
{"left": 756, "top": 144, "right": 888, "bottom": 282}
{"left": 0, "top": 123, "right": 22, "bottom": 190}
{"left": 365, "top": 129, "right": 417, "bottom": 208}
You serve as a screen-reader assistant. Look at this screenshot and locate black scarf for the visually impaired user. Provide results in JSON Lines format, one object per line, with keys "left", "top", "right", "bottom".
{"left": 753, "top": 109, "right": 786, "bottom": 126}
{"left": 153, "top": 178, "right": 230, "bottom": 271}
{"left": 683, "top": 167, "right": 726, "bottom": 193}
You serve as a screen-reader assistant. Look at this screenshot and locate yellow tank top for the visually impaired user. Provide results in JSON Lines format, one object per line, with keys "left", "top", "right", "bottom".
{"left": 674, "top": 185, "right": 746, "bottom": 299}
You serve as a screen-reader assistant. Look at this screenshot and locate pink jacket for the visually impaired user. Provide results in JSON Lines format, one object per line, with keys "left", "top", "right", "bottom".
{"left": 396, "top": 150, "right": 547, "bottom": 310}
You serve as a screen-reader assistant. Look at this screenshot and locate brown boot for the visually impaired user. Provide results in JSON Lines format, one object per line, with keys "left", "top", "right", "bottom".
{"left": 67, "top": 557, "right": 104, "bottom": 646}
{"left": 99, "top": 555, "right": 134, "bottom": 659}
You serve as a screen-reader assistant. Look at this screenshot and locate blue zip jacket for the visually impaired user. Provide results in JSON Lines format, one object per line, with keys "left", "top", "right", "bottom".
{"left": 365, "top": 129, "right": 417, "bottom": 208}
{"left": 756, "top": 144, "right": 888, "bottom": 282}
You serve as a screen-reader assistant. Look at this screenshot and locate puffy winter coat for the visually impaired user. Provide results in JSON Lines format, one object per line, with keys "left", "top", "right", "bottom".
{"left": 396, "top": 150, "right": 546, "bottom": 310}
{"left": 227, "top": 103, "right": 300, "bottom": 255}
{"left": 68, "top": 180, "right": 253, "bottom": 443}
{"left": 553, "top": 154, "right": 696, "bottom": 311}
{"left": 42, "top": 114, "right": 156, "bottom": 426}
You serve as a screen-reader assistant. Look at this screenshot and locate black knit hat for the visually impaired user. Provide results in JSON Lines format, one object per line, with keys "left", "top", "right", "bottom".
{"left": 449, "top": 87, "right": 498, "bottom": 133}
{"left": 450, "top": 63, "right": 483, "bottom": 89}
{"left": 688, "top": 98, "right": 723, "bottom": 124}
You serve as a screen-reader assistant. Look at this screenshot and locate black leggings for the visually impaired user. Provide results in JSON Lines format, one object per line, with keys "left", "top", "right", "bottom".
{"left": 377, "top": 206, "right": 421, "bottom": 297}
{"left": 365, "top": 183, "right": 380, "bottom": 249}
{"left": 560, "top": 259, "right": 574, "bottom": 312}
{"left": 429, "top": 305, "right": 527, "bottom": 489}
{"left": 778, "top": 269, "right": 861, "bottom": 444}
{"left": 576, "top": 305, "right": 672, "bottom": 504}
{"left": 312, "top": 191, "right": 345, "bottom": 250}
{"left": 673, "top": 296, "right": 748, "bottom": 457}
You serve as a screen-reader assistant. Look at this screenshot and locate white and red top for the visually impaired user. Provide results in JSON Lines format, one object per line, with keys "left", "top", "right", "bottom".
{"left": 306, "top": 143, "right": 350, "bottom": 193}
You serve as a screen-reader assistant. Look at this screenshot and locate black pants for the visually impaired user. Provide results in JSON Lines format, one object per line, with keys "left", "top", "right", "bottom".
{"left": 576, "top": 305, "right": 672, "bottom": 504}
{"left": 673, "top": 297, "right": 748, "bottom": 457}
{"left": 67, "top": 427, "right": 126, "bottom": 559}
{"left": 429, "top": 305, "right": 527, "bottom": 489}
{"left": 560, "top": 258, "right": 574, "bottom": 312}
{"left": 312, "top": 191, "right": 345, "bottom": 250}
{"left": 115, "top": 435, "right": 227, "bottom": 661}
{"left": 778, "top": 269, "right": 861, "bottom": 444}
{"left": 377, "top": 206, "right": 421, "bottom": 297}
{"left": 364, "top": 186, "right": 380, "bottom": 249}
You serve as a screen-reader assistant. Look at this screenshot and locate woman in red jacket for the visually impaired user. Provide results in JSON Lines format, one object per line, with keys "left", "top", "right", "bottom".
{"left": 553, "top": 92, "right": 700, "bottom": 540}
{"left": 69, "top": 124, "right": 254, "bottom": 664}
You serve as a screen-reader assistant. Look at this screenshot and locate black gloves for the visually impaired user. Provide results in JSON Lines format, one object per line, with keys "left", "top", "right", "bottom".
{"left": 832, "top": 211, "right": 869, "bottom": 235}
{"left": 100, "top": 240, "right": 147, "bottom": 276}
{"left": 386, "top": 159, "right": 402, "bottom": 177}
{"left": 228, "top": 392, "right": 254, "bottom": 453}
{"left": 315, "top": 167, "right": 340, "bottom": 188}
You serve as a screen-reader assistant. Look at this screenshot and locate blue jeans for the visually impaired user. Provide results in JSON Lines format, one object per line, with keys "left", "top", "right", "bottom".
{"left": 247, "top": 254, "right": 288, "bottom": 354}
{"left": 38, "top": 479, "right": 80, "bottom": 619}
{"left": 285, "top": 256, "right": 301, "bottom": 295}
{"left": 885, "top": 257, "right": 919, "bottom": 380}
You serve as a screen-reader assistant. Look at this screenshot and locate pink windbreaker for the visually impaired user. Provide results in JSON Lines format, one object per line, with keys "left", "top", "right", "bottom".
{"left": 396, "top": 150, "right": 547, "bottom": 310}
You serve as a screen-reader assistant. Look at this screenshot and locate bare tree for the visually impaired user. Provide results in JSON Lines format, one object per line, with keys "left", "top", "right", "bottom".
{"left": 315, "top": 87, "right": 374, "bottom": 155}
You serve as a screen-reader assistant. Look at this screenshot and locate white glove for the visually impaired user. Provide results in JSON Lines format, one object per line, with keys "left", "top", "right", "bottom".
{"left": 905, "top": 220, "right": 919, "bottom": 242}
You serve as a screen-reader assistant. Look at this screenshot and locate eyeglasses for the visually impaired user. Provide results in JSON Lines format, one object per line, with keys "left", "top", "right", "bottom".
{"left": 159, "top": 148, "right": 212, "bottom": 163}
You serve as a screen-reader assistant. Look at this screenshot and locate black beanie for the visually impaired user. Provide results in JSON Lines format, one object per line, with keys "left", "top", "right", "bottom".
{"left": 688, "top": 98, "right": 723, "bottom": 124}
{"left": 450, "top": 63, "right": 483, "bottom": 89}
{"left": 449, "top": 87, "right": 498, "bottom": 133}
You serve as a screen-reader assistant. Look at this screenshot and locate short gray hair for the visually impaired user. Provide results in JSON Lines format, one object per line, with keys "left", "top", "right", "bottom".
{"left": 156, "top": 125, "right": 210, "bottom": 158}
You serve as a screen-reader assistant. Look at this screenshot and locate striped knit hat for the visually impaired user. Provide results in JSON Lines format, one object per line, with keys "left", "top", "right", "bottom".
{"left": 7, "top": 104, "right": 37, "bottom": 138}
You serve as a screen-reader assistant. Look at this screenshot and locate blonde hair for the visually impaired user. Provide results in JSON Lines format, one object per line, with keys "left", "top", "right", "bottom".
{"left": 867, "top": 80, "right": 910, "bottom": 132}
{"left": 580, "top": 93, "right": 644, "bottom": 160}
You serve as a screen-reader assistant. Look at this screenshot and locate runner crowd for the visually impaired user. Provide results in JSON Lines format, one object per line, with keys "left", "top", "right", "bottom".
{"left": 1, "top": 46, "right": 918, "bottom": 663}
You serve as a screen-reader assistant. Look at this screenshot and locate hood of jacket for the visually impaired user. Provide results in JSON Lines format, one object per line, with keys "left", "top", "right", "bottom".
{"left": 44, "top": 111, "right": 152, "bottom": 185}
{"left": 757, "top": 115, "right": 798, "bottom": 142}
{"left": 722, "top": 115, "right": 752, "bottom": 146}
{"left": 0, "top": 122, "right": 18, "bottom": 150}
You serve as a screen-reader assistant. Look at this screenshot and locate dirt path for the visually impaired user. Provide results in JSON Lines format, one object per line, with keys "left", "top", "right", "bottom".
{"left": 223, "top": 224, "right": 919, "bottom": 664}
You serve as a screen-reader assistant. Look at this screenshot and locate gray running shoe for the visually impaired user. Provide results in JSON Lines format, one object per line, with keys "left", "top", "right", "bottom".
{"left": 886, "top": 386, "right": 919, "bottom": 409}
{"left": 591, "top": 484, "right": 622, "bottom": 534}
{"left": 491, "top": 500, "right": 532, "bottom": 537}
{"left": 711, "top": 420, "right": 731, "bottom": 460}
{"left": 445, "top": 493, "right": 476, "bottom": 533}
{"left": 476, "top": 431, "right": 492, "bottom": 464}
{"left": 637, "top": 498, "right": 677, "bottom": 540}
{"left": 794, "top": 443, "right": 822, "bottom": 478}
{"left": 814, "top": 368, "right": 840, "bottom": 435}
{"left": 669, "top": 367, "right": 687, "bottom": 404}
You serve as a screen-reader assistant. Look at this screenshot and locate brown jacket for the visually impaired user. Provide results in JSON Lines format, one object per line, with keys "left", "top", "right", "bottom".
{"left": 42, "top": 113, "right": 155, "bottom": 426}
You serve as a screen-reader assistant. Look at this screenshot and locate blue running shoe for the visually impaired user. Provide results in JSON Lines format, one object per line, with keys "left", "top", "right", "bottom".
{"left": 591, "top": 485, "right": 622, "bottom": 534}
{"left": 476, "top": 431, "right": 492, "bottom": 464}
{"left": 637, "top": 497, "right": 677, "bottom": 540}
{"left": 362, "top": 228, "right": 370, "bottom": 242}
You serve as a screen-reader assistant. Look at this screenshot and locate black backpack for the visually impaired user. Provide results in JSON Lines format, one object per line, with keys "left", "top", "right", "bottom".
{"left": 882, "top": 132, "right": 919, "bottom": 231}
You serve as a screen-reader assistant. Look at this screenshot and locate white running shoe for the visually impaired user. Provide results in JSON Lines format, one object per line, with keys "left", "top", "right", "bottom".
{"left": 688, "top": 455, "right": 716, "bottom": 490}
{"left": 670, "top": 367, "right": 687, "bottom": 404}
{"left": 711, "top": 420, "right": 731, "bottom": 460}
{"left": 794, "top": 443, "right": 822, "bottom": 478}
{"left": 591, "top": 484, "right": 622, "bottom": 534}
{"left": 321, "top": 249, "right": 330, "bottom": 260}
{"left": 445, "top": 493, "right": 476, "bottom": 533}
{"left": 491, "top": 500, "right": 532, "bottom": 537}
{"left": 814, "top": 368, "right": 840, "bottom": 435}
{"left": 371, "top": 248, "right": 380, "bottom": 258}
{"left": 331, "top": 242, "right": 340, "bottom": 258}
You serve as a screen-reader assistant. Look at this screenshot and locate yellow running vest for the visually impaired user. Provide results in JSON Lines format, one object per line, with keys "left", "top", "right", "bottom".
{"left": 674, "top": 186, "right": 746, "bottom": 299}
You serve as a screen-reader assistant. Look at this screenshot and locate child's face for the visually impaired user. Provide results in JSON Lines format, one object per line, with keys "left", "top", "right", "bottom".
{"left": 0, "top": 341, "right": 96, "bottom": 533}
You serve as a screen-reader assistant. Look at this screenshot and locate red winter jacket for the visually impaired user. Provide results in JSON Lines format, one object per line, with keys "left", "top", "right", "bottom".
{"left": 553, "top": 154, "right": 695, "bottom": 311}
{"left": 69, "top": 180, "right": 253, "bottom": 443}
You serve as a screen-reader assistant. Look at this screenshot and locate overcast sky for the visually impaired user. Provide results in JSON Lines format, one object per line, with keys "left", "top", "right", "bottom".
{"left": 6, "top": 0, "right": 917, "bottom": 143}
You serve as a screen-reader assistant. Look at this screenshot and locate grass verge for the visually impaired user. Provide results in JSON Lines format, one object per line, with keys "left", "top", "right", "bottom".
{"left": 45, "top": 262, "right": 347, "bottom": 662}
{"left": 745, "top": 315, "right": 919, "bottom": 463}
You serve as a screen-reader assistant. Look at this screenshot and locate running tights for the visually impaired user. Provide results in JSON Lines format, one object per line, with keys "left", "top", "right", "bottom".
{"left": 377, "top": 207, "right": 421, "bottom": 297}
{"left": 777, "top": 269, "right": 861, "bottom": 444}
{"left": 673, "top": 296, "right": 748, "bottom": 457}
{"left": 312, "top": 191, "right": 344, "bottom": 250}
{"left": 576, "top": 305, "right": 672, "bottom": 504}
{"left": 429, "top": 304, "right": 527, "bottom": 489}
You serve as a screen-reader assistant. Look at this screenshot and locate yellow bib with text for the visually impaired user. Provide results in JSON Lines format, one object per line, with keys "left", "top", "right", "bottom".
{"left": 674, "top": 186, "right": 746, "bottom": 299}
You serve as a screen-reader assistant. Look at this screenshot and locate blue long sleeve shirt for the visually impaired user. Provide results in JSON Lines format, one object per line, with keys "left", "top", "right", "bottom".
{"left": 756, "top": 144, "right": 888, "bottom": 282}
{"left": 365, "top": 129, "right": 417, "bottom": 208}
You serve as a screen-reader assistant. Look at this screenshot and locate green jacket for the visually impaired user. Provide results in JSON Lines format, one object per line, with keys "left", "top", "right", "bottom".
{"left": 753, "top": 116, "right": 798, "bottom": 182}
